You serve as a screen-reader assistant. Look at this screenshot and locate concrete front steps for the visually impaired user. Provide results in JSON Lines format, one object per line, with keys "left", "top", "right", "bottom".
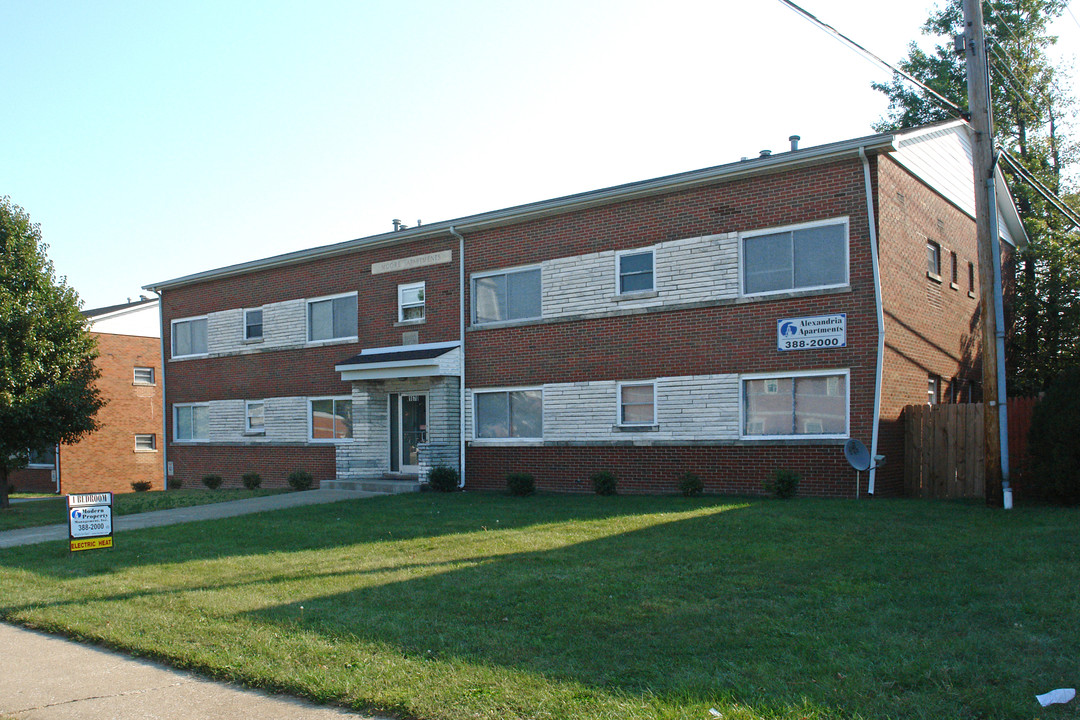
{"left": 321, "top": 477, "right": 423, "bottom": 494}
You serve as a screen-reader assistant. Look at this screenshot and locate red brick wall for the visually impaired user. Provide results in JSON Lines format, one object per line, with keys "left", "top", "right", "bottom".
{"left": 7, "top": 467, "right": 54, "bottom": 494}
{"left": 60, "top": 333, "right": 164, "bottom": 495}
{"left": 167, "top": 444, "right": 336, "bottom": 490}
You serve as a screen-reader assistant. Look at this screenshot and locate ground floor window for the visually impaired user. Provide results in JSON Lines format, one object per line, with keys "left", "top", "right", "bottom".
{"left": 742, "top": 370, "right": 848, "bottom": 438}
{"left": 474, "top": 388, "right": 542, "bottom": 439}
{"left": 27, "top": 447, "right": 55, "bottom": 467}
{"left": 174, "top": 404, "right": 209, "bottom": 441}
{"left": 310, "top": 397, "right": 353, "bottom": 440}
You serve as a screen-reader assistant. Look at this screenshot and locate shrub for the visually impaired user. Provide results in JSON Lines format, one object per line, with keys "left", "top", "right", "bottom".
{"left": 241, "top": 472, "right": 262, "bottom": 490}
{"left": 131, "top": 480, "right": 153, "bottom": 492}
{"left": 506, "top": 472, "right": 536, "bottom": 496}
{"left": 428, "top": 465, "right": 459, "bottom": 492}
{"left": 677, "top": 471, "right": 704, "bottom": 497}
{"left": 202, "top": 474, "right": 223, "bottom": 490}
{"left": 591, "top": 470, "right": 618, "bottom": 496}
{"left": 288, "top": 470, "right": 314, "bottom": 491}
{"left": 765, "top": 469, "right": 800, "bottom": 499}
{"left": 1027, "top": 367, "right": 1080, "bottom": 505}
{"left": 170, "top": 477, "right": 183, "bottom": 489}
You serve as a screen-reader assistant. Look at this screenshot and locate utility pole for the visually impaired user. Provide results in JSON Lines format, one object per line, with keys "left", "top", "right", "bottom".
{"left": 961, "top": 0, "right": 1009, "bottom": 507}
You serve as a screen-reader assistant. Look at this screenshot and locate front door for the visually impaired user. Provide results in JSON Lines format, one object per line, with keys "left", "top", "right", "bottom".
{"left": 391, "top": 393, "right": 427, "bottom": 474}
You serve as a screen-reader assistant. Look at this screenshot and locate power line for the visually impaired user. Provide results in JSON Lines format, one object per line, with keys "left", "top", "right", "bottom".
{"left": 1000, "top": 150, "right": 1080, "bottom": 229}
{"left": 777, "top": 0, "right": 964, "bottom": 116}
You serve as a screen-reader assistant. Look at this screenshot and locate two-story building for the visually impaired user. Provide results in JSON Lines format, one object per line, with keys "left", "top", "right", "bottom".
{"left": 145, "top": 120, "right": 1025, "bottom": 497}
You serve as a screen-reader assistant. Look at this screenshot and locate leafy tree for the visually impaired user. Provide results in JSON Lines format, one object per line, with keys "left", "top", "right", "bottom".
{"left": 0, "top": 197, "right": 104, "bottom": 509}
{"left": 873, "top": 0, "right": 1080, "bottom": 393}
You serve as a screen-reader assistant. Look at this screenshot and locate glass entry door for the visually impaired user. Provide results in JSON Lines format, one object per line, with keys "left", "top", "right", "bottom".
{"left": 390, "top": 393, "right": 427, "bottom": 474}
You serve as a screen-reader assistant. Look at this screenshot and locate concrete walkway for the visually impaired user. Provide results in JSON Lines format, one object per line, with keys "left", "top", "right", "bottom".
{"left": 0, "top": 489, "right": 376, "bottom": 548}
{"left": 0, "top": 489, "right": 390, "bottom": 719}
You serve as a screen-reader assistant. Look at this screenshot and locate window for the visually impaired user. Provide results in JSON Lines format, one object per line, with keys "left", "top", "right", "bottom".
{"left": 742, "top": 371, "right": 848, "bottom": 438}
{"left": 968, "top": 261, "right": 976, "bottom": 295}
{"left": 474, "top": 389, "right": 542, "bottom": 439}
{"left": 244, "top": 309, "right": 263, "bottom": 340}
{"left": 133, "top": 367, "right": 155, "bottom": 385}
{"left": 309, "top": 397, "right": 352, "bottom": 441}
{"left": 473, "top": 267, "right": 541, "bottom": 324}
{"left": 172, "top": 317, "right": 207, "bottom": 357}
{"left": 398, "top": 282, "right": 425, "bottom": 322}
{"left": 927, "top": 240, "right": 942, "bottom": 278}
{"left": 742, "top": 219, "right": 847, "bottom": 295}
{"left": 950, "top": 251, "right": 959, "bottom": 285}
{"left": 928, "top": 375, "right": 941, "bottom": 405}
{"left": 135, "top": 434, "right": 156, "bottom": 451}
{"left": 246, "top": 400, "right": 265, "bottom": 433}
{"left": 307, "top": 293, "right": 357, "bottom": 342}
{"left": 617, "top": 249, "right": 654, "bottom": 294}
{"left": 174, "top": 404, "right": 209, "bottom": 441}
{"left": 618, "top": 382, "right": 656, "bottom": 426}
{"left": 27, "top": 447, "right": 55, "bottom": 467}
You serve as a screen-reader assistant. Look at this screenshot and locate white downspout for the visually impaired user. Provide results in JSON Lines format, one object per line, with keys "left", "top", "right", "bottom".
{"left": 860, "top": 147, "right": 885, "bottom": 497}
{"left": 449, "top": 226, "right": 466, "bottom": 489}
{"left": 149, "top": 290, "right": 169, "bottom": 490}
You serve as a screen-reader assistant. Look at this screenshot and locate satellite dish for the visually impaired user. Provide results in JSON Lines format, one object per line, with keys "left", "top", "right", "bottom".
{"left": 844, "top": 438, "right": 873, "bottom": 471}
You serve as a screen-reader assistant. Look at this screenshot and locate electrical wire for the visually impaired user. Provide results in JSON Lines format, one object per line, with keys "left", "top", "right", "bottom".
{"left": 1000, "top": 150, "right": 1080, "bottom": 229}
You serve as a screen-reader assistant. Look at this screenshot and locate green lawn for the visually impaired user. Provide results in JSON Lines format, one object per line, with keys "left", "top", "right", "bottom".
{"left": 0, "top": 489, "right": 288, "bottom": 532}
{"left": 0, "top": 493, "right": 1077, "bottom": 720}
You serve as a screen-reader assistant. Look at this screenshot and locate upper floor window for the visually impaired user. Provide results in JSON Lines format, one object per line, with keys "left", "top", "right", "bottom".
{"left": 473, "top": 267, "right": 541, "bottom": 324}
{"left": 172, "top": 317, "right": 208, "bottom": 358}
{"left": 927, "top": 240, "right": 942, "bottom": 278}
{"left": 617, "top": 249, "right": 654, "bottom": 294}
{"left": 133, "top": 367, "right": 155, "bottom": 385}
{"left": 741, "top": 370, "right": 848, "bottom": 438}
{"left": 618, "top": 381, "right": 656, "bottom": 426}
{"left": 309, "top": 397, "right": 353, "bottom": 441}
{"left": 174, "top": 403, "right": 209, "bottom": 441}
{"left": 398, "top": 282, "right": 426, "bottom": 322}
{"left": 134, "top": 434, "right": 157, "bottom": 451}
{"left": 742, "top": 219, "right": 847, "bottom": 296}
{"left": 244, "top": 309, "right": 263, "bottom": 340}
{"left": 950, "top": 251, "right": 959, "bottom": 285}
{"left": 307, "top": 293, "right": 357, "bottom": 342}
{"left": 474, "top": 388, "right": 542, "bottom": 439}
{"left": 246, "top": 400, "right": 265, "bottom": 433}
{"left": 968, "top": 261, "right": 976, "bottom": 295}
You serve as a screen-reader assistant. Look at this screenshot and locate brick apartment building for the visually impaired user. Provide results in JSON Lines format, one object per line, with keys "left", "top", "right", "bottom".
{"left": 13, "top": 298, "right": 164, "bottom": 495}
{"left": 145, "top": 120, "right": 1025, "bottom": 497}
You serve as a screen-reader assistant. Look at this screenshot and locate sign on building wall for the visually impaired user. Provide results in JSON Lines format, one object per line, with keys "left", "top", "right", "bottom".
{"left": 777, "top": 314, "right": 846, "bottom": 351}
{"left": 371, "top": 250, "right": 452, "bottom": 275}
{"left": 68, "top": 492, "right": 113, "bottom": 552}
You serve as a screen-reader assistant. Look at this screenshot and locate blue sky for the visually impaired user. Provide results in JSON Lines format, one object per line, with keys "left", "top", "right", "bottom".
{"left": 2, "top": 0, "right": 1077, "bottom": 310}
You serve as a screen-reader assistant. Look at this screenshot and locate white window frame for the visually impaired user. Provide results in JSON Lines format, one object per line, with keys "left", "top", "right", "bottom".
{"left": 245, "top": 400, "right": 266, "bottom": 434}
{"left": 173, "top": 403, "right": 210, "bottom": 442}
{"left": 617, "top": 381, "right": 657, "bottom": 427}
{"left": 471, "top": 264, "right": 543, "bottom": 325}
{"left": 739, "top": 217, "right": 849, "bottom": 298}
{"left": 306, "top": 292, "right": 358, "bottom": 344}
{"left": 615, "top": 248, "right": 656, "bottom": 295}
{"left": 244, "top": 308, "right": 264, "bottom": 341}
{"left": 27, "top": 446, "right": 56, "bottom": 468}
{"left": 308, "top": 396, "right": 353, "bottom": 442}
{"left": 398, "top": 281, "right": 426, "bottom": 323}
{"left": 134, "top": 434, "right": 157, "bottom": 452}
{"left": 133, "top": 366, "right": 155, "bottom": 385}
{"left": 927, "top": 240, "right": 943, "bottom": 279}
{"left": 471, "top": 386, "right": 544, "bottom": 441}
{"left": 739, "top": 369, "right": 850, "bottom": 440}
{"left": 171, "top": 316, "right": 208, "bottom": 358}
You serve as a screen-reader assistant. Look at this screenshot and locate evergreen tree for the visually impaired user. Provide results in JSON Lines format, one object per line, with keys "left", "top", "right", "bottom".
{"left": 874, "top": 0, "right": 1079, "bottom": 393}
{"left": 0, "top": 197, "right": 105, "bottom": 509}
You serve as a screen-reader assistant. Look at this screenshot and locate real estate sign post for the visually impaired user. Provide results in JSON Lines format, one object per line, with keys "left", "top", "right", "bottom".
{"left": 67, "top": 492, "right": 113, "bottom": 552}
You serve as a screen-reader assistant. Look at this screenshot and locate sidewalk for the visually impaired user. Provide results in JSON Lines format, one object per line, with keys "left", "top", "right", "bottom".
{"left": 0, "top": 623, "right": 387, "bottom": 719}
{"left": 0, "top": 489, "right": 375, "bottom": 548}
{"left": 0, "top": 489, "right": 390, "bottom": 719}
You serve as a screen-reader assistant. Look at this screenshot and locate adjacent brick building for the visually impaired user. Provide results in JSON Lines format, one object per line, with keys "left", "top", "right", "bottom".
{"left": 11, "top": 298, "right": 164, "bottom": 495}
{"left": 145, "top": 120, "right": 1024, "bottom": 497}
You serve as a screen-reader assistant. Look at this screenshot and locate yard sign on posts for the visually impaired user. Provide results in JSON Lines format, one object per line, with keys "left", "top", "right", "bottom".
{"left": 67, "top": 492, "right": 113, "bottom": 552}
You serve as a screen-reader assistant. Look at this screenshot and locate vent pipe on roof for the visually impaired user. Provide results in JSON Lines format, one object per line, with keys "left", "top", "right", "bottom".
{"left": 759, "top": 149, "right": 772, "bottom": 158}
{"left": 790, "top": 135, "right": 801, "bottom": 151}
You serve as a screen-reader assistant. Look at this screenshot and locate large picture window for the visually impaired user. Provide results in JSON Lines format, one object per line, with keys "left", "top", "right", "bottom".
{"left": 472, "top": 267, "right": 541, "bottom": 324}
{"left": 742, "top": 219, "right": 847, "bottom": 295}
{"left": 308, "top": 293, "right": 357, "bottom": 342}
{"left": 174, "top": 404, "right": 209, "bottom": 441}
{"left": 309, "top": 397, "right": 353, "bottom": 441}
{"left": 742, "top": 371, "right": 848, "bottom": 438}
{"left": 474, "top": 389, "right": 542, "bottom": 439}
{"left": 172, "top": 317, "right": 208, "bottom": 358}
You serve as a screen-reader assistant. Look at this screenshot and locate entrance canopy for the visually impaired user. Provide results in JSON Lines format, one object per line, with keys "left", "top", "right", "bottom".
{"left": 336, "top": 340, "right": 461, "bottom": 381}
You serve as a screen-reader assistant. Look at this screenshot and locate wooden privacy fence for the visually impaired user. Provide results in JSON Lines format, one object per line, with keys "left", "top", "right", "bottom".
{"left": 904, "top": 397, "right": 1038, "bottom": 499}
